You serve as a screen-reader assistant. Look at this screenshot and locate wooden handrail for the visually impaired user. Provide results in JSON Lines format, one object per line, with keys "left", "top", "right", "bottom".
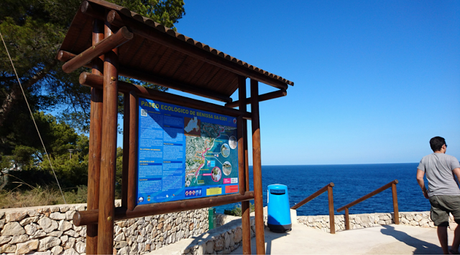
{"left": 291, "top": 182, "right": 335, "bottom": 234}
{"left": 337, "top": 180, "right": 399, "bottom": 230}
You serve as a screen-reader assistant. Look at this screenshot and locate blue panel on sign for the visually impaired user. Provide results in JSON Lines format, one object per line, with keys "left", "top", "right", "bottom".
{"left": 137, "top": 98, "right": 239, "bottom": 205}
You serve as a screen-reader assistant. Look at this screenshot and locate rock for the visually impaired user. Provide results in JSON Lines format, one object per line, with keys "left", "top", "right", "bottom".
{"left": 10, "top": 234, "right": 28, "bottom": 244}
{"left": 214, "top": 237, "right": 224, "bottom": 251}
{"left": 27, "top": 209, "right": 39, "bottom": 217}
{"left": 39, "top": 236, "right": 61, "bottom": 251}
{"left": 205, "top": 240, "right": 214, "bottom": 254}
{"left": 6, "top": 211, "right": 27, "bottom": 222}
{"left": 59, "top": 220, "right": 73, "bottom": 232}
{"left": 115, "top": 241, "right": 128, "bottom": 249}
{"left": 1, "top": 243, "right": 16, "bottom": 253}
{"left": 64, "top": 229, "right": 77, "bottom": 238}
{"left": 31, "top": 229, "right": 47, "bottom": 238}
{"left": 0, "top": 236, "right": 12, "bottom": 245}
{"left": 16, "top": 239, "right": 39, "bottom": 254}
{"left": 20, "top": 216, "right": 38, "bottom": 226}
{"left": 62, "top": 247, "right": 79, "bottom": 255}
{"left": 114, "top": 232, "right": 126, "bottom": 242}
{"left": 65, "top": 210, "right": 75, "bottom": 220}
{"left": 50, "top": 212, "right": 66, "bottom": 220}
{"left": 75, "top": 241, "right": 86, "bottom": 253}
{"left": 117, "top": 247, "right": 129, "bottom": 255}
{"left": 38, "top": 217, "right": 58, "bottom": 233}
{"left": 48, "top": 230, "right": 63, "bottom": 237}
{"left": 60, "top": 205, "right": 70, "bottom": 213}
{"left": 65, "top": 237, "right": 76, "bottom": 249}
{"left": 1, "top": 222, "right": 25, "bottom": 236}
{"left": 51, "top": 245, "right": 63, "bottom": 255}
{"left": 233, "top": 228, "right": 242, "bottom": 243}
{"left": 138, "top": 243, "right": 146, "bottom": 253}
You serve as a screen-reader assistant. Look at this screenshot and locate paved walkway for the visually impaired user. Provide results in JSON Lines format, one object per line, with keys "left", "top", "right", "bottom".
{"left": 230, "top": 224, "right": 453, "bottom": 254}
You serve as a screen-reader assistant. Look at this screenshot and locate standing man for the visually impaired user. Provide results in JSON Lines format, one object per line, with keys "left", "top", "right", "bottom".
{"left": 417, "top": 136, "right": 460, "bottom": 254}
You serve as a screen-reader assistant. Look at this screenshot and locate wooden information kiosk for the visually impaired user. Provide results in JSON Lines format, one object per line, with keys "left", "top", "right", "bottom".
{"left": 57, "top": 1, "right": 293, "bottom": 254}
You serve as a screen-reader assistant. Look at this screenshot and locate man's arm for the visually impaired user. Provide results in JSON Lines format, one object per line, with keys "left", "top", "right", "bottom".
{"left": 416, "top": 169, "right": 429, "bottom": 199}
{"left": 453, "top": 167, "right": 460, "bottom": 185}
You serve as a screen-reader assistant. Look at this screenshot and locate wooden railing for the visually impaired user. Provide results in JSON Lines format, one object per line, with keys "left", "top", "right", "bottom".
{"left": 291, "top": 182, "right": 336, "bottom": 234}
{"left": 337, "top": 180, "right": 399, "bottom": 230}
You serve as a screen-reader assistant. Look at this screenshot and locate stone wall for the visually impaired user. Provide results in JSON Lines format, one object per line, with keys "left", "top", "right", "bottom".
{"left": 0, "top": 204, "right": 209, "bottom": 255}
{"left": 297, "top": 211, "right": 443, "bottom": 233}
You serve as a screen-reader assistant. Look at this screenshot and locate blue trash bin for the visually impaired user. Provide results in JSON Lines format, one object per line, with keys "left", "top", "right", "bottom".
{"left": 267, "top": 184, "right": 291, "bottom": 232}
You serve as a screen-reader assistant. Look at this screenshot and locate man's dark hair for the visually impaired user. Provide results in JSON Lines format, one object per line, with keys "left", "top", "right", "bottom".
{"left": 430, "top": 136, "right": 446, "bottom": 152}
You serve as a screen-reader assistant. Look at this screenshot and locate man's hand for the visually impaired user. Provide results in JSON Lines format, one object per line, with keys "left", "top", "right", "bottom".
{"left": 422, "top": 189, "right": 429, "bottom": 199}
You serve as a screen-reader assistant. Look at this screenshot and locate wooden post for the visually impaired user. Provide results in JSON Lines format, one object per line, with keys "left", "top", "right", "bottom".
{"left": 345, "top": 208, "right": 350, "bottom": 230}
{"left": 238, "top": 76, "right": 251, "bottom": 254}
{"left": 327, "top": 185, "right": 335, "bottom": 234}
{"left": 86, "top": 18, "right": 104, "bottom": 255}
{"left": 392, "top": 182, "right": 399, "bottom": 224}
{"left": 251, "top": 79, "right": 265, "bottom": 255}
{"left": 128, "top": 92, "right": 138, "bottom": 211}
{"left": 122, "top": 92, "right": 130, "bottom": 208}
{"left": 97, "top": 22, "right": 119, "bottom": 255}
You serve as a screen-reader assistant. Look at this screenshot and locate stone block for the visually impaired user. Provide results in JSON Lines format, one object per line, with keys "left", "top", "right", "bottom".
{"left": 10, "top": 234, "right": 28, "bottom": 244}
{"left": 62, "top": 247, "right": 78, "bottom": 255}
{"left": 16, "top": 239, "right": 39, "bottom": 254}
{"left": 38, "top": 217, "right": 58, "bottom": 233}
{"left": 206, "top": 240, "right": 214, "bottom": 254}
{"left": 58, "top": 220, "right": 73, "bottom": 232}
{"left": 0, "top": 235, "right": 12, "bottom": 245}
{"left": 1, "top": 243, "right": 16, "bottom": 253}
{"left": 38, "top": 236, "right": 61, "bottom": 251}
{"left": 6, "top": 211, "right": 27, "bottom": 222}
{"left": 19, "top": 216, "right": 38, "bottom": 226}
{"left": 75, "top": 241, "right": 86, "bottom": 253}
{"left": 1, "top": 222, "right": 25, "bottom": 236}
{"left": 51, "top": 245, "right": 63, "bottom": 255}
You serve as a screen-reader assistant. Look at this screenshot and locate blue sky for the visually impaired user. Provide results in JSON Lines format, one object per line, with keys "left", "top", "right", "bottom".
{"left": 113, "top": 1, "right": 459, "bottom": 165}
{"left": 167, "top": 0, "right": 460, "bottom": 165}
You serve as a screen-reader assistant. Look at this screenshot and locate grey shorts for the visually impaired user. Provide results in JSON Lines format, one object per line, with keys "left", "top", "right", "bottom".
{"left": 429, "top": 195, "right": 460, "bottom": 226}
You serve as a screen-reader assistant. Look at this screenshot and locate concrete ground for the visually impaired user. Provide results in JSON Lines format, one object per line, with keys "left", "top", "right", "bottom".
{"left": 230, "top": 224, "right": 453, "bottom": 255}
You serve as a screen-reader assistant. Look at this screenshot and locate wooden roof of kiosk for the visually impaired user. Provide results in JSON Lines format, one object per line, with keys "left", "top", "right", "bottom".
{"left": 57, "top": 0, "right": 293, "bottom": 254}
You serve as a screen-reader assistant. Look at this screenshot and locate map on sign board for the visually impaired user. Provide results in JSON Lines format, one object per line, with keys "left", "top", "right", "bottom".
{"left": 137, "top": 98, "right": 239, "bottom": 205}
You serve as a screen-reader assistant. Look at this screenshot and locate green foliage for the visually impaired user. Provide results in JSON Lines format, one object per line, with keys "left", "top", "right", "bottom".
{"left": 0, "top": 185, "right": 87, "bottom": 208}
{"left": 0, "top": 0, "right": 185, "bottom": 132}
{"left": 0, "top": 0, "right": 185, "bottom": 206}
{"left": 1, "top": 112, "right": 88, "bottom": 190}
{"left": 224, "top": 203, "right": 255, "bottom": 216}
{"left": 114, "top": 0, "right": 185, "bottom": 29}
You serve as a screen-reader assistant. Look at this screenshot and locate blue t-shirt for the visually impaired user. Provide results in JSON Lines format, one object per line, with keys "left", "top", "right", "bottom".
{"left": 418, "top": 153, "right": 460, "bottom": 196}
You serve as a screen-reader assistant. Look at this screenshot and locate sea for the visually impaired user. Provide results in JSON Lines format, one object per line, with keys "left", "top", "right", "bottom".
{"left": 215, "top": 163, "right": 430, "bottom": 216}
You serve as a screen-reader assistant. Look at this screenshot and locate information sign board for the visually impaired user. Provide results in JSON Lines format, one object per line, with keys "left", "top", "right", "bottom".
{"left": 137, "top": 98, "right": 239, "bottom": 205}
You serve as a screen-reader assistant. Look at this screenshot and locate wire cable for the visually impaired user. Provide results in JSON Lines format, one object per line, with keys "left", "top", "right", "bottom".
{"left": 0, "top": 31, "right": 67, "bottom": 204}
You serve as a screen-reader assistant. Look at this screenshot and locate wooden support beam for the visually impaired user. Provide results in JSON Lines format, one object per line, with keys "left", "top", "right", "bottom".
{"left": 128, "top": 91, "right": 138, "bottom": 211}
{"left": 105, "top": 9, "right": 289, "bottom": 90}
{"left": 251, "top": 79, "right": 265, "bottom": 255}
{"left": 97, "top": 23, "right": 119, "bottom": 255}
{"left": 62, "top": 26, "right": 133, "bottom": 73}
{"left": 226, "top": 89, "right": 287, "bottom": 108}
{"left": 119, "top": 66, "right": 233, "bottom": 103}
{"left": 58, "top": 50, "right": 233, "bottom": 103}
{"left": 121, "top": 92, "right": 130, "bottom": 209}
{"left": 86, "top": 18, "right": 104, "bottom": 255}
{"left": 328, "top": 185, "right": 335, "bottom": 234}
{"left": 74, "top": 191, "right": 255, "bottom": 226}
{"left": 392, "top": 182, "right": 399, "bottom": 224}
{"left": 79, "top": 72, "right": 250, "bottom": 119}
{"left": 238, "top": 76, "right": 251, "bottom": 255}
